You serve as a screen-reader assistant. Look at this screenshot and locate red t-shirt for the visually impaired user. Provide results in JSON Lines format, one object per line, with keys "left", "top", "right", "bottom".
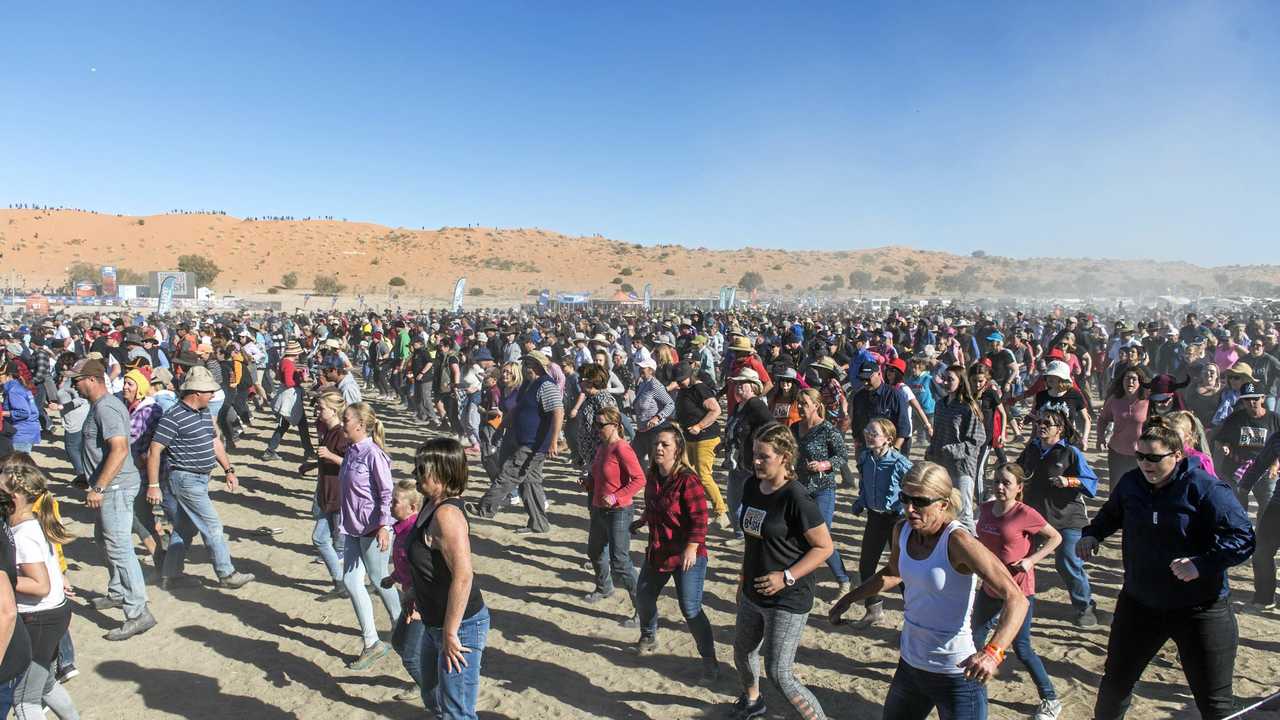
{"left": 975, "top": 501, "right": 1046, "bottom": 598}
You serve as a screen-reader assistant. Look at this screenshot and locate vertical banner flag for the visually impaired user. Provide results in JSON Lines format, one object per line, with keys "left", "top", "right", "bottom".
{"left": 643, "top": 284, "right": 652, "bottom": 311}
{"left": 330, "top": 295, "right": 338, "bottom": 309}
{"left": 156, "top": 275, "right": 177, "bottom": 314}
{"left": 537, "top": 290, "right": 550, "bottom": 307}
{"left": 452, "top": 277, "right": 466, "bottom": 312}
{"left": 718, "top": 287, "right": 729, "bottom": 310}
{"left": 727, "top": 287, "right": 738, "bottom": 308}
{"left": 100, "top": 266, "right": 118, "bottom": 296}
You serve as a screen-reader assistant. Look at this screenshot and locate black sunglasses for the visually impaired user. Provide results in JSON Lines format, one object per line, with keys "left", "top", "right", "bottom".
{"left": 1135, "top": 450, "right": 1176, "bottom": 463}
{"left": 899, "top": 492, "right": 944, "bottom": 508}
{"left": 595, "top": 421, "right": 615, "bottom": 429}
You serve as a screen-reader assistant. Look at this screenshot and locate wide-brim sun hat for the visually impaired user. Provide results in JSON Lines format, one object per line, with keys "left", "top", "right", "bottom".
{"left": 181, "top": 366, "right": 221, "bottom": 393}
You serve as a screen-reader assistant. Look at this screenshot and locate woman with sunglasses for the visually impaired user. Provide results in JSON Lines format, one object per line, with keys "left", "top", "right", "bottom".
{"left": 629, "top": 424, "right": 719, "bottom": 680}
{"left": 583, "top": 406, "right": 643, "bottom": 626}
{"left": 1016, "top": 408, "right": 1099, "bottom": 627}
{"left": 730, "top": 423, "right": 832, "bottom": 720}
{"left": 831, "top": 461, "right": 1027, "bottom": 720}
{"left": 1080, "top": 424, "right": 1253, "bottom": 720}
{"left": 972, "top": 464, "right": 1063, "bottom": 720}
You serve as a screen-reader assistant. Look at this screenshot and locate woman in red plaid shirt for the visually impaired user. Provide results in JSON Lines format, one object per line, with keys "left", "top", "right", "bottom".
{"left": 629, "top": 423, "right": 719, "bottom": 681}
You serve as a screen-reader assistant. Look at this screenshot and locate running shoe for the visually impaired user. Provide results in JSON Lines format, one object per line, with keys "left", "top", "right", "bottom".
{"left": 731, "top": 693, "right": 766, "bottom": 719}
{"left": 1034, "top": 698, "right": 1063, "bottom": 720}
{"left": 348, "top": 641, "right": 391, "bottom": 670}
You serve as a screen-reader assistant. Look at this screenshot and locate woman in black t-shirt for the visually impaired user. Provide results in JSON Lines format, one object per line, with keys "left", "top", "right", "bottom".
{"left": 0, "top": 509, "right": 32, "bottom": 716}
{"left": 731, "top": 423, "right": 832, "bottom": 720}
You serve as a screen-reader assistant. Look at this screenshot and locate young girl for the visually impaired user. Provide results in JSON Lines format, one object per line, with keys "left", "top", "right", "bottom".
{"left": 973, "top": 464, "right": 1063, "bottom": 720}
{"left": 1, "top": 463, "right": 80, "bottom": 719}
{"left": 383, "top": 480, "right": 425, "bottom": 702}
{"left": 850, "top": 418, "right": 912, "bottom": 627}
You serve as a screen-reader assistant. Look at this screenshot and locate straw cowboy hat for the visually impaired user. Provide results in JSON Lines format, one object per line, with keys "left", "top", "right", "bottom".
{"left": 728, "top": 336, "right": 756, "bottom": 354}
{"left": 809, "top": 356, "right": 839, "bottom": 376}
{"left": 729, "top": 367, "right": 764, "bottom": 393}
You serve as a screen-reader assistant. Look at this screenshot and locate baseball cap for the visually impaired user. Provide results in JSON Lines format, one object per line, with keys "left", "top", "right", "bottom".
{"left": 70, "top": 358, "right": 106, "bottom": 379}
{"left": 857, "top": 361, "right": 880, "bottom": 380}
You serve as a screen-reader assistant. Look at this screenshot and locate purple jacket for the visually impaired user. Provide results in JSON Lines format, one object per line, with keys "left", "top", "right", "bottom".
{"left": 339, "top": 437, "right": 394, "bottom": 537}
{"left": 127, "top": 398, "right": 163, "bottom": 470}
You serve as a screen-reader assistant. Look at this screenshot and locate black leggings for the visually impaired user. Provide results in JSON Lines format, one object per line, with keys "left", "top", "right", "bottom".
{"left": 267, "top": 416, "right": 314, "bottom": 455}
{"left": 1252, "top": 495, "right": 1280, "bottom": 605}
{"left": 858, "top": 509, "right": 899, "bottom": 607}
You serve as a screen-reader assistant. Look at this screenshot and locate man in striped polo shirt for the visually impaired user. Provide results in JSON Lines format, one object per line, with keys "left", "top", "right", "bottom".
{"left": 146, "top": 366, "right": 255, "bottom": 591}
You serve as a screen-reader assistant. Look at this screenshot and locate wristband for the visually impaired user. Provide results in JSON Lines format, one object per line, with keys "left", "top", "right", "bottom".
{"left": 982, "top": 643, "right": 1006, "bottom": 664}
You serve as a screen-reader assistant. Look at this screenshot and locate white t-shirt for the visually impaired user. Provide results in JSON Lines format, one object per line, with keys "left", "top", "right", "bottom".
{"left": 12, "top": 519, "right": 65, "bottom": 613}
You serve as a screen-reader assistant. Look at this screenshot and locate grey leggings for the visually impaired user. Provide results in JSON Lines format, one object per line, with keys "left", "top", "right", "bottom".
{"left": 14, "top": 660, "right": 79, "bottom": 720}
{"left": 734, "top": 593, "right": 827, "bottom": 719}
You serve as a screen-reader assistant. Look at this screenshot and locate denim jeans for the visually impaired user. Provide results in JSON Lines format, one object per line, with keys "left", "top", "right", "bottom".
{"left": 635, "top": 556, "right": 715, "bottom": 661}
{"left": 587, "top": 506, "right": 638, "bottom": 598}
{"left": 392, "top": 607, "right": 425, "bottom": 688}
{"left": 162, "top": 470, "right": 236, "bottom": 579}
{"left": 57, "top": 632, "right": 75, "bottom": 672}
{"left": 971, "top": 594, "right": 1056, "bottom": 701}
{"left": 63, "top": 430, "right": 86, "bottom": 478}
{"left": 1053, "top": 527, "right": 1093, "bottom": 610}
{"left": 884, "top": 657, "right": 988, "bottom": 720}
{"left": 420, "top": 606, "right": 490, "bottom": 719}
{"left": 11, "top": 442, "right": 33, "bottom": 454}
{"left": 1095, "top": 593, "right": 1238, "bottom": 720}
{"left": 311, "top": 499, "right": 343, "bottom": 583}
{"left": 1238, "top": 476, "right": 1277, "bottom": 518}
{"left": 343, "top": 533, "right": 402, "bottom": 647}
{"left": 93, "top": 482, "right": 149, "bottom": 618}
{"left": 809, "top": 488, "right": 850, "bottom": 583}
{"left": 462, "top": 390, "right": 481, "bottom": 445}
{"left": 0, "top": 677, "right": 13, "bottom": 718}
{"left": 953, "top": 474, "right": 977, "bottom": 533}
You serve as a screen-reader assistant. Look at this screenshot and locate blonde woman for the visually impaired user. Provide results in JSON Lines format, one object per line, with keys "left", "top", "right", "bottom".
{"left": 338, "top": 402, "right": 401, "bottom": 670}
{"left": 312, "top": 391, "right": 351, "bottom": 600}
{"left": 832, "top": 461, "right": 1027, "bottom": 720}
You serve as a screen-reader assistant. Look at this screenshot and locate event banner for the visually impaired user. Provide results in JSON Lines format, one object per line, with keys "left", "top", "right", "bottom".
{"left": 452, "top": 277, "right": 466, "bottom": 312}
{"left": 156, "top": 275, "right": 177, "bottom": 314}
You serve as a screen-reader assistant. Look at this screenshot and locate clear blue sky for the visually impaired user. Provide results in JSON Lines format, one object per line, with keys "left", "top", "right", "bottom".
{"left": 2, "top": 2, "right": 1277, "bottom": 263}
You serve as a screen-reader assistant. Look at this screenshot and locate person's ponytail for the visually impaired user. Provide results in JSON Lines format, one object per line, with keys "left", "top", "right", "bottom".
{"left": 371, "top": 418, "right": 386, "bottom": 452}
{"left": 35, "top": 490, "right": 72, "bottom": 546}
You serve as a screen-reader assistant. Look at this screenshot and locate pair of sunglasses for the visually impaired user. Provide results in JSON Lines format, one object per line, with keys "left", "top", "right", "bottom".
{"left": 1135, "top": 450, "right": 1176, "bottom": 463}
{"left": 898, "top": 492, "right": 944, "bottom": 508}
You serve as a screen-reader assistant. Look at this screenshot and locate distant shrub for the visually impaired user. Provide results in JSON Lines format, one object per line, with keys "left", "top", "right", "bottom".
{"left": 527, "top": 288, "right": 540, "bottom": 296}
{"left": 136, "top": 219, "right": 145, "bottom": 226}
{"left": 314, "top": 274, "right": 345, "bottom": 294}
{"left": 663, "top": 268, "right": 675, "bottom": 276}
{"left": 177, "top": 254, "right": 220, "bottom": 287}
{"left": 971, "top": 250, "right": 987, "bottom": 258}
{"left": 280, "top": 272, "right": 298, "bottom": 289}
{"left": 620, "top": 283, "right": 634, "bottom": 293}
{"left": 388, "top": 276, "right": 406, "bottom": 287}
{"left": 611, "top": 277, "right": 623, "bottom": 284}
{"left": 620, "top": 267, "right": 633, "bottom": 276}
{"left": 267, "top": 287, "right": 279, "bottom": 295}
{"left": 469, "top": 287, "right": 484, "bottom": 296}
{"left": 662, "top": 289, "right": 676, "bottom": 296}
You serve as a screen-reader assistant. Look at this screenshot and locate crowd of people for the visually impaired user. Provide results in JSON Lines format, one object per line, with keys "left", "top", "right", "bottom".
{"left": 0, "top": 301, "right": 1273, "bottom": 718}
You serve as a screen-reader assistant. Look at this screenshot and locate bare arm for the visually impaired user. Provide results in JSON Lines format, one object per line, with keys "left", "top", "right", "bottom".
{"left": 950, "top": 531, "right": 1028, "bottom": 680}
{"left": 97, "top": 436, "right": 130, "bottom": 489}
{"left": 0, "top": 577, "right": 15, "bottom": 661}
{"left": 14, "top": 561, "right": 50, "bottom": 599}
{"left": 212, "top": 432, "right": 238, "bottom": 492}
{"left": 434, "top": 503, "right": 477, "bottom": 672}
{"left": 693, "top": 396, "right": 721, "bottom": 433}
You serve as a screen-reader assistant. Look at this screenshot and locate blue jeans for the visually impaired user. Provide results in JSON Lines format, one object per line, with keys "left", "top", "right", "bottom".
{"left": 162, "top": 470, "right": 236, "bottom": 579}
{"left": 587, "top": 506, "right": 638, "bottom": 597}
{"left": 635, "top": 555, "right": 716, "bottom": 661}
{"left": 461, "top": 390, "right": 481, "bottom": 444}
{"left": 392, "top": 606, "right": 425, "bottom": 688}
{"left": 810, "top": 488, "right": 850, "bottom": 583}
{"left": 884, "top": 658, "right": 988, "bottom": 720}
{"left": 58, "top": 632, "right": 76, "bottom": 671}
{"left": 420, "top": 606, "right": 490, "bottom": 719}
{"left": 63, "top": 430, "right": 86, "bottom": 478}
{"left": 310, "top": 499, "right": 343, "bottom": 583}
{"left": 0, "top": 677, "right": 14, "bottom": 718}
{"left": 1054, "top": 527, "right": 1093, "bottom": 610}
{"left": 11, "top": 441, "right": 33, "bottom": 454}
{"left": 93, "top": 482, "right": 149, "bottom": 618}
{"left": 342, "top": 533, "right": 402, "bottom": 647}
{"left": 971, "top": 594, "right": 1056, "bottom": 701}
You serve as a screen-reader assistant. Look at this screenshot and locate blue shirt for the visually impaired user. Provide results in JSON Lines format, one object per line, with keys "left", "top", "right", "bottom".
{"left": 854, "top": 448, "right": 912, "bottom": 514}
{"left": 1084, "top": 458, "right": 1254, "bottom": 610}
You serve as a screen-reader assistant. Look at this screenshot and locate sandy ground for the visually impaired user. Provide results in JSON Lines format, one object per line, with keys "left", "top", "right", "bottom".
{"left": 38, "top": 385, "right": 1280, "bottom": 720}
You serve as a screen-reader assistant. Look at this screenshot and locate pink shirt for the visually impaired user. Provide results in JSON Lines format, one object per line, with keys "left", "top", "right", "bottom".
{"left": 975, "top": 501, "right": 1047, "bottom": 598}
{"left": 1186, "top": 446, "right": 1217, "bottom": 478}
{"left": 1100, "top": 395, "right": 1149, "bottom": 455}
{"left": 589, "top": 440, "right": 646, "bottom": 509}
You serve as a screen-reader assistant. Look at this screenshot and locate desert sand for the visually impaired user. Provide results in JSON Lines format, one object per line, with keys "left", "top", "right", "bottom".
{"left": 35, "top": 383, "right": 1279, "bottom": 719}
{"left": 4, "top": 209, "right": 1278, "bottom": 305}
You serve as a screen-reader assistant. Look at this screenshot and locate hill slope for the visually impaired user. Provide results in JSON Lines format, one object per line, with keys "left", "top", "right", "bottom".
{"left": 2, "top": 209, "right": 1274, "bottom": 303}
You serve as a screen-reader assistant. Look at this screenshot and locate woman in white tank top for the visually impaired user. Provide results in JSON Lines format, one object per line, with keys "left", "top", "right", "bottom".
{"left": 830, "top": 461, "right": 1029, "bottom": 720}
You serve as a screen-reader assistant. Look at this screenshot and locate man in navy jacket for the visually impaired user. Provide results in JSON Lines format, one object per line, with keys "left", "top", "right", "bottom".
{"left": 1079, "top": 424, "right": 1254, "bottom": 720}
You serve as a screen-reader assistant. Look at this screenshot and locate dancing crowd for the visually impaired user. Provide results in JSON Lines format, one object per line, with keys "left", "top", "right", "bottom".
{"left": 0, "top": 302, "right": 1274, "bottom": 719}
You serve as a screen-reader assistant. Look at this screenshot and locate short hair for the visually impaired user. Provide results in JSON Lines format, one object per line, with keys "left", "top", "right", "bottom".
{"left": 393, "top": 479, "right": 423, "bottom": 509}
{"left": 579, "top": 363, "right": 609, "bottom": 390}
{"left": 1138, "top": 425, "right": 1183, "bottom": 454}
{"left": 901, "top": 461, "right": 962, "bottom": 522}
{"left": 413, "top": 437, "right": 469, "bottom": 499}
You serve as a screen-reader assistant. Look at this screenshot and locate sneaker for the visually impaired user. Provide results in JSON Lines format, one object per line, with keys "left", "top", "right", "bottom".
{"left": 463, "top": 502, "right": 492, "bottom": 519}
{"left": 317, "top": 583, "right": 349, "bottom": 601}
{"left": 715, "top": 513, "right": 733, "bottom": 531}
{"left": 636, "top": 634, "right": 657, "bottom": 656}
{"left": 583, "top": 590, "right": 614, "bottom": 604}
{"left": 1074, "top": 603, "right": 1098, "bottom": 628}
{"left": 1034, "top": 698, "right": 1063, "bottom": 720}
{"left": 218, "top": 571, "right": 256, "bottom": 589}
{"left": 55, "top": 665, "right": 79, "bottom": 684}
{"left": 105, "top": 607, "right": 157, "bottom": 641}
{"left": 260, "top": 450, "right": 282, "bottom": 462}
{"left": 394, "top": 684, "right": 421, "bottom": 702}
{"left": 91, "top": 595, "right": 124, "bottom": 611}
{"left": 620, "top": 615, "right": 639, "bottom": 629}
{"left": 348, "top": 640, "right": 391, "bottom": 670}
{"left": 731, "top": 693, "right": 767, "bottom": 720}
{"left": 836, "top": 580, "right": 852, "bottom": 597}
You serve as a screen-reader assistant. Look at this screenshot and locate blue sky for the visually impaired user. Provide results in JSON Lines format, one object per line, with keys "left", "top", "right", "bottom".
{"left": 2, "top": 2, "right": 1277, "bottom": 263}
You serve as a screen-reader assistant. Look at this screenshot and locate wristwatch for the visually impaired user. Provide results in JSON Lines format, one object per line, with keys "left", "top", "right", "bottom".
{"left": 224, "top": 466, "right": 236, "bottom": 475}
{"left": 783, "top": 569, "right": 796, "bottom": 587}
